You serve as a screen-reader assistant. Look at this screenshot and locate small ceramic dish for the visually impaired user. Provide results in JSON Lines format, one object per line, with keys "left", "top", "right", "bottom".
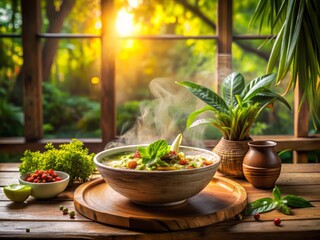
{"left": 19, "top": 171, "right": 70, "bottom": 199}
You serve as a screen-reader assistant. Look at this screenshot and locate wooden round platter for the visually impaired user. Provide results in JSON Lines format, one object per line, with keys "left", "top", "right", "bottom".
{"left": 73, "top": 176, "right": 247, "bottom": 231}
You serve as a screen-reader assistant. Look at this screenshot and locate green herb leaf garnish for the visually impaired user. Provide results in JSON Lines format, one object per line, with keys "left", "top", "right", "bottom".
{"left": 137, "top": 139, "right": 170, "bottom": 167}
{"left": 283, "top": 195, "right": 314, "bottom": 208}
{"left": 244, "top": 197, "right": 275, "bottom": 215}
{"left": 272, "top": 185, "right": 281, "bottom": 201}
{"left": 244, "top": 185, "right": 314, "bottom": 216}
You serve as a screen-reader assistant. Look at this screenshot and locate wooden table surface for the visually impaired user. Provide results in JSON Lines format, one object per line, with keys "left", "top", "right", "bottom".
{"left": 0, "top": 163, "right": 319, "bottom": 240}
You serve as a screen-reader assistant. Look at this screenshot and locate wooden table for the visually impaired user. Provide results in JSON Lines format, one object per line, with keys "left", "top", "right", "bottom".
{"left": 1, "top": 163, "right": 319, "bottom": 239}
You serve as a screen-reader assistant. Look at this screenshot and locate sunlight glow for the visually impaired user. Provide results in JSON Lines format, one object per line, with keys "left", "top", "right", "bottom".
{"left": 128, "top": 0, "right": 140, "bottom": 8}
{"left": 95, "top": 20, "right": 102, "bottom": 30}
{"left": 116, "top": 9, "right": 135, "bottom": 36}
{"left": 91, "top": 76, "right": 100, "bottom": 85}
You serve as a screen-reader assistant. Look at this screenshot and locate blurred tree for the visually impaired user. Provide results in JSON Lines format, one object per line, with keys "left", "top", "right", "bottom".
{"left": 42, "top": 0, "right": 75, "bottom": 81}
{"left": 10, "top": 0, "right": 75, "bottom": 106}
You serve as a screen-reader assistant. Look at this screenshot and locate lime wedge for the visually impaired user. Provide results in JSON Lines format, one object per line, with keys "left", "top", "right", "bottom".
{"left": 3, "top": 184, "right": 31, "bottom": 202}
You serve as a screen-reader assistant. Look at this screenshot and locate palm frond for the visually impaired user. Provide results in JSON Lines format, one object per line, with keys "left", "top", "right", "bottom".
{"left": 252, "top": 0, "right": 320, "bottom": 127}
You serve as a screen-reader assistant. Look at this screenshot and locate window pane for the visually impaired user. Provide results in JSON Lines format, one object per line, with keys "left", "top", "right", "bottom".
{"left": 0, "top": 37, "right": 23, "bottom": 137}
{"left": 0, "top": 0, "right": 22, "bottom": 34}
{"left": 41, "top": 0, "right": 100, "bottom": 34}
{"left": 308, "top": 151, "right": 320, "bottom": 163}
{"left": 43, "top": 38, "right": 101, "bottom": 138}
{"left": 114, "top": 0, "right": 217, "bottom": 36}
{"left": 232, "top": 39, "right": 272, "bottom": 77}
{"left": 232, "top": 41, "right": 294, "bottom": 136}
{"left": 0, "top": 153, "right": 22, "bottom": 163}
{"left": 0, "top": 1, "right": 23, "bottom": 137}
{"left": 233, "top": 0, "right": 271, "bottom": 35}
{"left": 116, "top": 39, "right": 216, "bottom": 140}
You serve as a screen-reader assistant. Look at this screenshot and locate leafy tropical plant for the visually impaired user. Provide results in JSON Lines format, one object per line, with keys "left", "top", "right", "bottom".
{"left": 177, "top": 72, "right": 291, "bottom": 141}
{"left": 250, "top": 0, "right": 320, "bottom": 128}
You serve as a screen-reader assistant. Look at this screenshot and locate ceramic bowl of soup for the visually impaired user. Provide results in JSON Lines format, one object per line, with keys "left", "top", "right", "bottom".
{"left": 94, "top": 144, "right": 220, "bottom": 206}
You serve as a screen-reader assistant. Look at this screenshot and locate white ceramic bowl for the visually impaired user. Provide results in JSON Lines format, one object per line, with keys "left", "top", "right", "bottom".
{"left": 19, "top": 171, "right": 70, "bottom": 199}
{"left": 94, "top": 145, "right": 221, "bottom": 206}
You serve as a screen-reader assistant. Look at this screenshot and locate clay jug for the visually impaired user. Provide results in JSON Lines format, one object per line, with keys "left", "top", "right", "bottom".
{"left": 242, "top": 140, "right": 281, "bottom": 189}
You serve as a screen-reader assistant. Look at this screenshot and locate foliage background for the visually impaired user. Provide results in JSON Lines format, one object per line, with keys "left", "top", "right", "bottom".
{"left": 1, "top": 0, "right": 317, "bottom": 162}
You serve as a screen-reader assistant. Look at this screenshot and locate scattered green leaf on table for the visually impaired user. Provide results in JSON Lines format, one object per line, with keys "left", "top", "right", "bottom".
{"left": 245, "top": 197, "right": 276, "bottom": 215}
{"left": 283, "top": 195, "right": 314, "bottom": 208}
{"left": 244, "top": 185, "right": 314, "bottom": 216}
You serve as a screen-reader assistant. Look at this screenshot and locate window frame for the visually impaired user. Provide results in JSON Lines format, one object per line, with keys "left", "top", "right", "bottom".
{"left": 0, "top": 0, "right": 318, "bottom": 163}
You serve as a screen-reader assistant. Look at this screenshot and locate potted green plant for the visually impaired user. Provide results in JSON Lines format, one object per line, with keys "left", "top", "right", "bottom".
{"left": 177, "top": 72, "right": 291, "bottom": 177}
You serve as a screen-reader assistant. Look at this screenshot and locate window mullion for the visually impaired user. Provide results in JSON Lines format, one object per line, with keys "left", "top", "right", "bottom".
{"left": 101, "top": 0, "right": 116, "bottom": 144}
{"left": 216, "top": 0, "right": 232, "bottom": 92}
{"left": 21, "top": 0, "right": 43, "bottom": 141}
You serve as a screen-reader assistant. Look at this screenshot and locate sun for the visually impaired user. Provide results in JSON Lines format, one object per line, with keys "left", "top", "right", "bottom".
{"left": 116, "top": 9, "right": 135, "bottom": 36}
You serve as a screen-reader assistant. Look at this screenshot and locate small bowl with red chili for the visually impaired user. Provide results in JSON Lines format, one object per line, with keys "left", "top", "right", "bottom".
{"left": 19, "top": 169, "right": 70, "bottom": 199}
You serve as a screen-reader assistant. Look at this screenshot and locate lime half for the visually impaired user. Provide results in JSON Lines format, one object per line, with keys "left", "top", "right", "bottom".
{"left": 4, "top": 184, "right": 31, "bottom": 202}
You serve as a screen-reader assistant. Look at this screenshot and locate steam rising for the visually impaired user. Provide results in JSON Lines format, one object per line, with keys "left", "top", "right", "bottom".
{"left": 105, "top": 76, "right": 214, "bottom": 149}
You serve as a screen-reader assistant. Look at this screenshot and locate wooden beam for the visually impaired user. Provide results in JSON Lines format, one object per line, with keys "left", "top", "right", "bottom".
{"left": 2, "top": 135, "right": 319, "bottom": 154}
{"left": 216, "top": 0, "right": 232, "bottom": 91}
{"left": 293, "top": 80, "right": 309, "bottom": 163}
{"left": 21, "top": 0, "right": 43, "bottom": 141}
{"left": 0, "top": 138, "right": 105, "bottom": 154}
{"left": 100, "top": 0, "right": 116, "bottom": 145}
{"left": 203, "top": 135, "right": 320, "bottom": 152}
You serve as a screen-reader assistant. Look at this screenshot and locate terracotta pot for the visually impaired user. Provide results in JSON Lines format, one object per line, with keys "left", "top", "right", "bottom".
{"left": 243, "top": 140, "right": 281, "bottom": 189}
{"left": 213, "top": 138, "right": 251, "bottom": 178}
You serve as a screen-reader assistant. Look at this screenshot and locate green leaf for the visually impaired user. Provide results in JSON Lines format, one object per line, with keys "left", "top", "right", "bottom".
{"left": 241, "top": 73, "right": 276, "bottom": 101}
{"left": 278, "top": 202, "right": 292, "bottom": 215}
{"left": 186, "top": 106, "right": 215, "bottom": 128}
{"left": 267, "top": 25, "right": 284, "bottom": 73}
{"left": 138, "top": 139, "right": 170, "bottom": 165}
{"left": 283, "top": 195, "right": 315, "bottom": 208}
{"left": 252, "top": 0, "right": 320, "bottom": 127}
{"left": 176, "top": 81, "right": 229, "bottom": 114}
{"left": 245, "top": 185, "right": 315, "bottom": 217}
{"left": 245, "top": 197, "right": 276, "bottom": 215}
{"left": 249, "top": 0, "right": 268, "bottom": 31}
{"left": 272, "top": 185, "right": 282, "bottom": 201}
{"left": 189, "top": 118, "right": 216, "bottom": 128}
{"left": 152, "top": 140, "right": 170, "bottom": 158}
{"left": 137, "top": 147, "right": 149, "bottom": 159}
{"left": 222, "top": 72, "right": 245, "bottom": 108}
{"left": 252, "top": 89, "right": 292, "bottom": 111}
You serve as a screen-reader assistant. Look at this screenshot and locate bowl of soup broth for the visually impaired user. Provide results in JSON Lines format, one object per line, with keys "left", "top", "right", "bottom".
{"left": 94, "top": 138, "right": 221, "bottom": 206}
